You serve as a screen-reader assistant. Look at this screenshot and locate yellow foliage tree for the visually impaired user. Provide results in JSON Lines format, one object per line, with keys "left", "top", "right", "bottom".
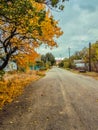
{"left": 0, "top": 0, "right": 63, "bottom": 70}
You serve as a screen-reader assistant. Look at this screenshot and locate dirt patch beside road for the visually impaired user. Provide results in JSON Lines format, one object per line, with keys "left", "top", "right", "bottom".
{"left": 70, "top": 69, "right": 98, "bottom": 80}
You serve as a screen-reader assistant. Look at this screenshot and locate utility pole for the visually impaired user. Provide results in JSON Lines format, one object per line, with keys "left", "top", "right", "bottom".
{"left": 89, "top": 42, "right": 91, "bottom": 72}
{"left": 68, "top": 47, "right": 71, "bottom": 68}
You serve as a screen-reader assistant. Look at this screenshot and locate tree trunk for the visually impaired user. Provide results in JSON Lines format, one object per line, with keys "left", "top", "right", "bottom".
{"left": 0, "top": 55, "right": 10, "bottom": 71}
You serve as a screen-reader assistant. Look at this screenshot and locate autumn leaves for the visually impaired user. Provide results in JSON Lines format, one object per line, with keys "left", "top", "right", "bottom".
{"left": 0, "top": 0, "right": 63, "bottom": 70}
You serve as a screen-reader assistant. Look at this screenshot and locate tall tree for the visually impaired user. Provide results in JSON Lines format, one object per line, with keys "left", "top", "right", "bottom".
{"left": 0, "top": 0, "right": 63, "bottom": 70}
{"left": 41, "top": 53, "right": 55, "bottom": 66}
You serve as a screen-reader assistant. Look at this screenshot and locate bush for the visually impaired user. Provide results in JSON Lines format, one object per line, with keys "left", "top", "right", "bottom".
{"left": 40, "top": 67, "right": 47, "bottom": 71}
{"left": 36, "top": 71, "right": 45, "bottom": 76}
{"left": 0, "top": 70, "right": 5, "bottom": 80}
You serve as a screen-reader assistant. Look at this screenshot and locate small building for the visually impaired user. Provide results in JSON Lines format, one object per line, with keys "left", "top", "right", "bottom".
{"left": 74, "top": 60, "right": 86, "bottom": 72}
{"left": 4, "top": 61, "right": 17, "bottom": 72}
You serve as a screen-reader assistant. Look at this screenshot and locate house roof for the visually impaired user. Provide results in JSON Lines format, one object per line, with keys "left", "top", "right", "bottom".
{"left": 74, "top": 60, "right": 85, "bottom": 63}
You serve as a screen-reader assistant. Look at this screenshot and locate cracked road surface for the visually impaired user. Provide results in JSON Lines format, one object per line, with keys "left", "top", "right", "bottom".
{"left": 0, "top": 67, "right": 98, "bottom": 130}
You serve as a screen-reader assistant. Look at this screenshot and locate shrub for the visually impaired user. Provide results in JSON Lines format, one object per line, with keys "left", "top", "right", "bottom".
{"left": 0, "top": 71, "right": 5, "bottom": 81}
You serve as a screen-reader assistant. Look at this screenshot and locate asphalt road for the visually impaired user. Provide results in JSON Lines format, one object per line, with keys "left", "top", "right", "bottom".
{"left": 0, "top": 67, "right": 98, "bottom": 130}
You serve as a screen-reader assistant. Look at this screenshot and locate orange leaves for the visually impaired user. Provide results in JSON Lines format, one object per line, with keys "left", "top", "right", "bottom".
{"left": 0, "top": 71, "right": 40, "bottom": 109}
{"left": 38, "top": 11, "right": 63, "bottom": 47}
{"left": 14, "top": 46, "right": 39, "bottom": 69}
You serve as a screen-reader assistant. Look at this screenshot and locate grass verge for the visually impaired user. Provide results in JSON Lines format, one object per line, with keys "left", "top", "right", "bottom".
{"left": 70, "top": 69, "right": 98, "bottom": 80}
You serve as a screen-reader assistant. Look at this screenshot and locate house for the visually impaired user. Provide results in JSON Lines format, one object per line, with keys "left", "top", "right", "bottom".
{"left": 0, "top": 60, "right": 17, "bottom": 71}
{"left": 4, "top": 61, "right": 17, "bottom": 72}
{"left": 74, "top": 59, "right": 86, "bottom": 72}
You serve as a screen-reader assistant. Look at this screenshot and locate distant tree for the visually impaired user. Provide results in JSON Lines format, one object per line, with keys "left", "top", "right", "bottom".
{"left": 41, "top": 55, "right": 46, "bottom": 63}
{"left": 89, "top": 41, "right": 98, "bottom": 72}
{"left": 58, "top": 60, "right": 64, "bottom": 67}
{"left": 45, "top": 53, "right": 56, "bottom": 65}
{"left": 41, "top": 53, "right": 55, "bottom": 66}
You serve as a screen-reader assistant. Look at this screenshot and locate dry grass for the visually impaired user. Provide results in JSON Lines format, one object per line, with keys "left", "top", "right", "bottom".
{"left": 0, "top": 70, "right": 45, "bottom": 109}
{"left": 70, "top": 69, "right": 98, "bottom": 80}
{"left": 81, "top": 71, "right": 98, "bottom": 80}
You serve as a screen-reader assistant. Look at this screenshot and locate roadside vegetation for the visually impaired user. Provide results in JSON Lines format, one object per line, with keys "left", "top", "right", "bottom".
{"left": 0, "top": 52, "right": 55, "bottom": 109}
{"left": 58, "top": 41, "right": 98, "bottom": 79}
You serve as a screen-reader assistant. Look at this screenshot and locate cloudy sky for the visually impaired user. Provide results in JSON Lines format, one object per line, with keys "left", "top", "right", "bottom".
{"left": 38, "top": 0, "right": 98, "bottom": 58}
